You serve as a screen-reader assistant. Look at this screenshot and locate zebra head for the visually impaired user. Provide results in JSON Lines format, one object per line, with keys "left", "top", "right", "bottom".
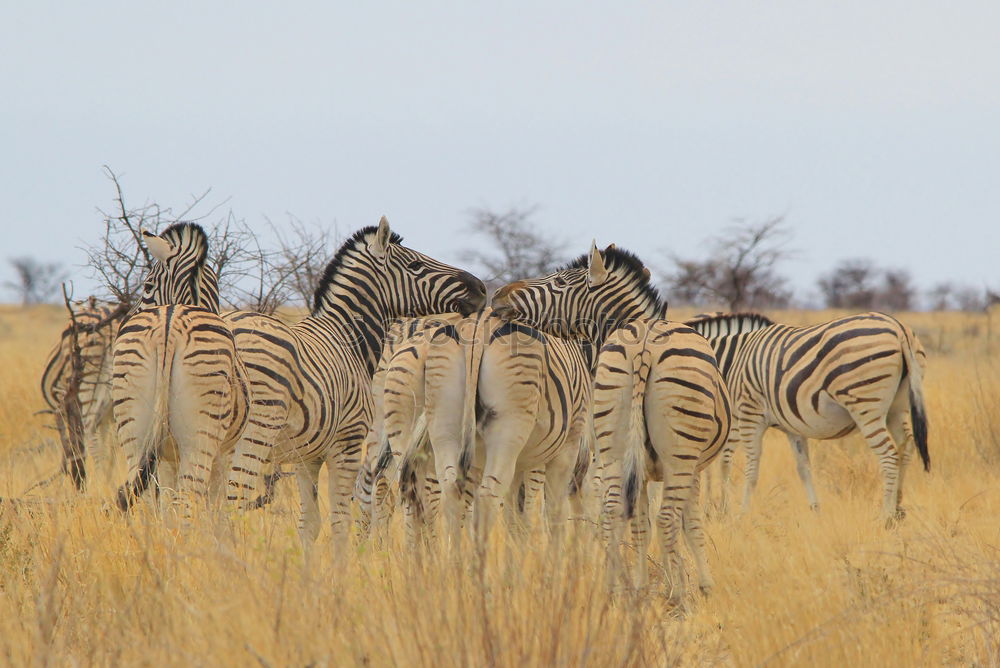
{"left": 492, "top": 241, "right": 664, "bottom": 342}
{"left": 134, "top": 222, "right": 220, "bottom": 313}
{"left": 312, "top": 216, "right": 487, "bottom": 323}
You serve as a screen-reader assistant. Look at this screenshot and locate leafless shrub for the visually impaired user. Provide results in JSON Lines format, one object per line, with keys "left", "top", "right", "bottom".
{"left": 4, "top": 257, "right": 68, "bottom": 306}
{"left": 269, "top": 215, "right": 339, "bottom": 309}
{"left": 927, "top": 282, "right": 990, "bottom": 312}
{"left": 819, "top": 259, "right": 918, "bottom": 311}
{"left": 459, "top": 206, "right": 567, "bottom": 292}
{"left": 664, "top": 216, "right": 793, "bottom": 310}
{"left": 83, "top": 167, "right": 297, "bottom": 314}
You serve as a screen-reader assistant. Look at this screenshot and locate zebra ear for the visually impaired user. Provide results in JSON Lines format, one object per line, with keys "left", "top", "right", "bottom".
{"left": 605, "top": 243, "right": 616, "bottom": 252}
{"left": 143, "top": 229, "right": 173, "bottom": 263}
{"left": 588, "top": 240, "right": 609, "bottom": 286}
{"left": 369, "top": 216, "right": 392, "bottom": 261}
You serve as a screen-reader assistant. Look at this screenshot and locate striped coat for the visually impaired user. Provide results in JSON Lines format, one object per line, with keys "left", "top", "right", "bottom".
{"left": 40, "top": 298, "right": 127, "bottom": 488}
{"left": 222, "top": 218, "right": 486, "bottom": 546}
{"left": 685, "top": 311, "right": 929, "bottom": 522}
{"left": 493, "top": 242, "right": 732, "bottom": 603}
{"left": 112, "top": 223, "right": 249, "bottom": 522}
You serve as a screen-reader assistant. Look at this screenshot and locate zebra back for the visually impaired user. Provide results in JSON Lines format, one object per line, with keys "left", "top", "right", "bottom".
{"left": 684, "top": 312, "right": 775, "bottom": 339}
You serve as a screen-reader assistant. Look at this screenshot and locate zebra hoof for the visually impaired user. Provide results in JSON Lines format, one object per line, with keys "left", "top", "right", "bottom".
{"left": 809, "top": 503, "right": 820, "bottom": 513}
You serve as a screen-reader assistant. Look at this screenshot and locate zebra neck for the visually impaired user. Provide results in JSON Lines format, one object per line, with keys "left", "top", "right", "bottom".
{"left": 311, "top": 300, "right": 389, "bottom": 377}
{"left": 586, "top": 304, "right": 660, "bottom": 352}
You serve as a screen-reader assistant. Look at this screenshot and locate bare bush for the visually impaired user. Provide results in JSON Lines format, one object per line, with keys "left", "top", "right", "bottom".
{"left": 459, "top": 206, "right": 567, "bottom": 292}
{"left": 4, "top": 257, "right": 68, "bottom": 306}
{"left": 269, "top": 216, "right": 339, "bottom": 309}
{"left": 926, "top": 282, "right": 989, "bottom": 312}
{"left": 84, "top": 167, "right": 292, "bottom": 314}
{"left": 819, "top": 259, "right": 918, "bottom": 311}
{"left": 665, "top": 216, "right": 793, "bottom": 310}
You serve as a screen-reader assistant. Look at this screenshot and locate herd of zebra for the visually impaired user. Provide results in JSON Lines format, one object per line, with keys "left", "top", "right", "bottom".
{"left": 38, "top": 219, "right": 929, "bottom": 604}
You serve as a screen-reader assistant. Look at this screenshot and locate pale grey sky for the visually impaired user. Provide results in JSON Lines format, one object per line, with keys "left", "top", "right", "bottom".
{"left": 3, "top": 2, "right": 999, "bottom": 305}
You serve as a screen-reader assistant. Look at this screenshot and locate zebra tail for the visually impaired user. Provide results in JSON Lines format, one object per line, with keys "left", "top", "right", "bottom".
{"left": 622, "top": 348, "right": 651, "bottom": 520}
{"left": 458, "top": 312, "right": 487, "bottom": 481}
{"left": 901, "top": 331, "right": 930, "bottom": 472}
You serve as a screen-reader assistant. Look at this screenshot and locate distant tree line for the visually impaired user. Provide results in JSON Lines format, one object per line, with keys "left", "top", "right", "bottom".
{"left": 661, "top": 217, "right": 993, "bottom": 312}
{"left": 4, "top": 181, "right": 995, "bottom": 313}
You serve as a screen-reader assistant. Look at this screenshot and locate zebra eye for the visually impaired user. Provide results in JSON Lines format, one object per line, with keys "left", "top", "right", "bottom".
{"left": 407, "top": 260, "right": 425, "bottom": 272}
{"left": 553, "top": 276, "right": 568, "bottom": 288}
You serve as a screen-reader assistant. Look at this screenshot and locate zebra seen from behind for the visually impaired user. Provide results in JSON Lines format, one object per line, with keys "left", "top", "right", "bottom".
{"left": 353, "top": 313, "right": 464, "bottom": 539}
{"left": 492, "top": 243, "right": 732, "bottom": 603}
{"left": 41, "top": 297, "right": 128, "bottom": 489}
{"left": 112, "top": 223, "right": 249, "bottom": 522}
{"left": 374, "top": 309, "right": 591, "bottom": 548}
{"left": 684, "top": 311, "right": 929, "bottom": 524}
{"left": 222, "top": 217, "right": 486, "bottom": 546}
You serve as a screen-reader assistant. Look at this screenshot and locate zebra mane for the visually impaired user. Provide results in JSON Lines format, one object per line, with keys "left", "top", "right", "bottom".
{"left": 685, "top": 312, "right": 775, "bottom": 338}
{"left": 157, "top": 222, "right": 210, "bottom": 266}
{"left": 563, "top": 246, "right": 666, "bottom": 318}
{"left": 311, "top": 225, "right": 405, "bottom": 315}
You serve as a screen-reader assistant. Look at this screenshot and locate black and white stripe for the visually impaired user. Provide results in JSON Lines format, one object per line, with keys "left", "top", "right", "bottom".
{"left": 493, "top": 243, "right": 731, "bottom": 602}
{"left": 685, "top": 311, "right": 929, "bottom": 522}
{"left": 112, "top": 223, "right": 248, "bottom": 522}
{"left": 222, "top": 217, "right": 486, "bottom": 545}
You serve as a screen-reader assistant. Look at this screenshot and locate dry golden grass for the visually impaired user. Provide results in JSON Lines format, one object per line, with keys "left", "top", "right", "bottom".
{"left": 1, "top": 305, "right": 998, "bottom": 666}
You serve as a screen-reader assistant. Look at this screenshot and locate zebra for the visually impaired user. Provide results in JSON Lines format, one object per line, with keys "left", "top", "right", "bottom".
{"left": 222, "top": 217, "right": 487, "bottom": 546}
{"left": 40, "top": 297, "right": 127, "bottom": 489}
{"left": 683, "top": 311, "right": 929, "bottom": 523}
{"left": 112, "top": 222, "right": 250, "bottom": 522}
{"left": 492, "top": 243, "right": 732, "bottom": 601}
{"left": 354, "top": 314, "right": 464, "bottom": 539}
{"left": 374, "top": 309, "right": 592, "bottom": 548}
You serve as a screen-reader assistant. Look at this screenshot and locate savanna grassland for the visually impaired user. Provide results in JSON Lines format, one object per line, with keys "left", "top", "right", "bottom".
{"left": 0, "top": 305, "right": 998, "bottom": 666}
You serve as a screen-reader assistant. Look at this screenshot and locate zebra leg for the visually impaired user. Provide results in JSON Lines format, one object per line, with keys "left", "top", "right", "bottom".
{"left": 207, "top": 450, "right": 232, "bottom": 507}
{"left": 87, "top": 414, "right": 117, "bottom": 490}
{"left": 851, "top": 411, "right": 903, "bottom": 525}
{"left": 227, "top": 401, "right": 287, "bottom": 509}
{"left": 629, "top": 482, "right": 650, "bottom": 590}
{"left": 682, "top": 471, "right": 714, "bottom": 596}
{"left": 717, "top": 441, "right": 736, "bottom": 515}
{"left": 352, "top": 450, "right": 377, "bottom": 539}
{"left": 474, "top": 447, "right": 521, "bottom": 548}
{"left": 502, "top": 468, "right": 529, "bottom": 538}
{"left": 890, "top": 409, "right": 913, "bottom": 517}
{"left": 787, "top": 434, "right": 820, "bottom": 511}
{"left": 702, "top": 466, "right": 716, "bottom": 518}
{"left": 295, "top": 459, "right": 324, "bottom": 546}
{"left": 169, "top": 414, "right": 220, "bottom": 526}
{"left": 431, "top": 445, "right": 467, "bottom": 548}
{"left": 156, "top": 457, "right": 178, "bottom": 513}
{"left": 542, "top": 453, "right": 575, "bottom": 550}
{"left": 654, "top": 484, "right": 687, "bottom": 606}
{"left": 505, "top": 467, "right": 544, "bottom": 537}
{"left": 520, "top": 467, "right": 546, "bottom": 532}
{"left": 327, "top": 432, "right": 365, "bottom": 544}
{"left": 599, "top": 457, "right": 629, "bottom": 591}
{"left": 171, "top": 444, "right": 216, "bottom": 527}
{"left": 421, "top": 470, "right": 441, "bottom": 544}
{"left": 740, "top": 421, "right": 769, "bottom": 513}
